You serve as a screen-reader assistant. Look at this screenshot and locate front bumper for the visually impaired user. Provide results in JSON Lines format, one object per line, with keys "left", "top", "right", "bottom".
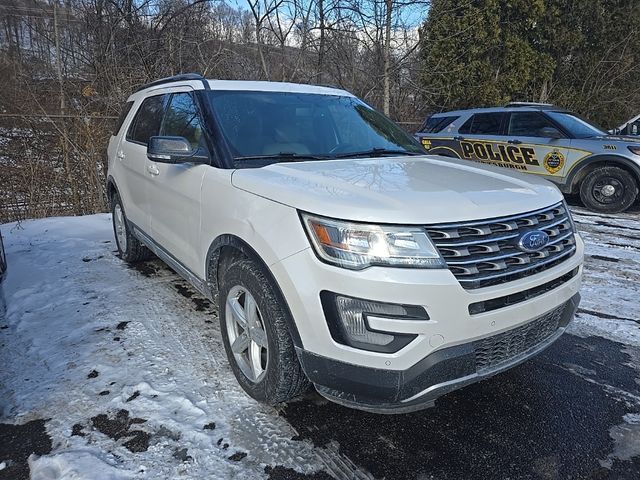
{"left": 297, "top": 293, "right": 580, "bottom": 413}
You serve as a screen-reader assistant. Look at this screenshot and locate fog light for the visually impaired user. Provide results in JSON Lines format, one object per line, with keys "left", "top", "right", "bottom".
{"left": 320, "top": 292, "right": 428, "bottom": 353}
{"left": 335, "top": 296, "right": 405, "bottom": 345}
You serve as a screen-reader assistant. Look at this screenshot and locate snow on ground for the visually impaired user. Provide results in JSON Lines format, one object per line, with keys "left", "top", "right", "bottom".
{"left": 567, "top": 207, "right": 640, "bottom": 347}
{"left": 0, "top": 215, "right": 364, "bottom": 479}
{"left": 0, "top": 206, "right": 638, "bottom": 479}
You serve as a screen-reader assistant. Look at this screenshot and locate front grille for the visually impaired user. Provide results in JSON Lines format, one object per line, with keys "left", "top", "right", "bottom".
{"left": 425, "top": 202, "right": 576, "bottom": 289}
{"left": 474, "top": 305, "right": 564, "bottom": 373}
{"left": 468, "top": 267, "right": 580, "bottom": 314}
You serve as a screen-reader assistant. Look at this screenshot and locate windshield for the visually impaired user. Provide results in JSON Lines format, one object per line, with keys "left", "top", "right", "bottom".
{"left": 546, "top": 111, "right": 606, "bottom": 139}
{"left": 207, "top": 91, "right": 424, "bottom": 165}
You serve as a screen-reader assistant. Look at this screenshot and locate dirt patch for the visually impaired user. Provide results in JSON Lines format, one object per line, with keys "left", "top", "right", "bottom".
{"left": 228, "top": 451, "right": 247, "bottom": 461}
{"left": 126, "top": 390, "right": 140, "bottom": 402}
{"left": 116, "top": 321, "right": 129, "bottom": 331}
{"left": 90, "top": 409, "right": 150, "bottom": 453}
{"left": 174, "top": 281, "right": 214, "bottom": 312}
{"left": 0, "top": 419, "right": 52, "bottom": 480}
{"left": 264, "top": 466, "right": 337, "bottom": 480}
{"left": 128, "top": 262, "right": 159, "bottom": 277}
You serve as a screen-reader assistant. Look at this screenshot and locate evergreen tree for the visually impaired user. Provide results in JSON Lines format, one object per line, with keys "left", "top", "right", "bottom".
{"left": 419, "top": 0, "right": 640, "bottom": 127}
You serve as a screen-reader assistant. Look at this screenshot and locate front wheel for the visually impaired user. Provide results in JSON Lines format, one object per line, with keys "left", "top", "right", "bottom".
{"left": 218, "top": 258, "right": 309, "bottom": 405}
{"left": 579, "top": 166, "right": 638, "bottom": 213}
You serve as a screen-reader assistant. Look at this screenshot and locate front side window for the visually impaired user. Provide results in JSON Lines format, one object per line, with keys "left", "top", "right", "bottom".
{"left": 207, "top": 91, "right": 423, "bottom": 164}
{"left": 162, "top": 93, "right": 203, "bottom": 148}
{"left": 507, "top": 111, "right": 557, "bottom": 137}
{"left": 127, "top": 95, "right": 166, "bottom": 145}
{"left": 459, "top": 113, "right": 504, "bottom": 135}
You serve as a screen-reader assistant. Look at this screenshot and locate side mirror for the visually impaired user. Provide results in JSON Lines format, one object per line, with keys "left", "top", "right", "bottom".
{"left": 147, "top": 136, "right": 209, "bottom": 164}
{"left": 539, "top": 127, "right": 564, "bottom": 139}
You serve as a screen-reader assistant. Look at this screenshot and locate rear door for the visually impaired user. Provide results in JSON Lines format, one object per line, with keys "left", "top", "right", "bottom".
{"left": 147, "top": 89, "right": 209, "bottom": 274}
{"left": 504, "top": 111, "right": 571, "bottom": 179}
{"left": 116, "top": 94, "right": 168, "bottom": 232}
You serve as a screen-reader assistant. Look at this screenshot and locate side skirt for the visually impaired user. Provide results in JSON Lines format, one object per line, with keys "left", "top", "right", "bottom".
{"left": 130, "top": 222, "right": 211, "bottom": 300}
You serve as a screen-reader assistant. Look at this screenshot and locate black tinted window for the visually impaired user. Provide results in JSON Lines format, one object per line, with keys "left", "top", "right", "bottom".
{"left": 508, "top": 112, "right": 556, "bottom": 137}
{"left": 113, "top": 101, "right": 133, "bottom": 136}
{"left": 127, "top": 95, "right": 166, "bottom": 145}
{"left": 459, "top": 113, "right": 504, "bottom": 135}
{"left": 162, "top": 93, "right": 203, "bottom": 148}
{"left": 421, "top": 115, "right": 459, "bottom": 133}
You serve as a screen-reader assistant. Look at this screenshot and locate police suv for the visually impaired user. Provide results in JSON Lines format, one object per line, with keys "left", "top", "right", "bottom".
{"left": 416, "top": 103, "right": 640, "bottom": 213}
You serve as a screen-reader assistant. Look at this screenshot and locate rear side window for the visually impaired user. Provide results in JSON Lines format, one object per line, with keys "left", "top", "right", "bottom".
{"left": 459, "top": 113, "right": 505, "bottom": 135}
{"left": 421, "top": 115, "right": 459, "bottom": 133}
{"left": 127, "top": 95, "right": 167, "bottom": 145}
{"left": 161, "top": 93, "right": 203, "bottom": 149}
{"left": 507, "top": 112, "right": 556, "bottom": 137}
{"left": 113, "top": 101, "right": 133, "bottom": 136}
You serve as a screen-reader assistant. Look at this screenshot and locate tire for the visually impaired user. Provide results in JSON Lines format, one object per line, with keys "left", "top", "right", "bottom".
{"left": 579, "top": 166, "right": 638, "bottom": 213}
{"left": 218, "top": 258, "right": 309, "bottom": 405}
{"left": 111, "top": 192, "right": 152, "bottom": 263}
{"left": 0, "top": 230, "right": 6, "bottom": 277}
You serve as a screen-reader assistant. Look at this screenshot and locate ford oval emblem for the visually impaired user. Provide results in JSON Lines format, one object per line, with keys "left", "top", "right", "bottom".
{"left": 518, "top": 230, "right": 549, "bottom": 253}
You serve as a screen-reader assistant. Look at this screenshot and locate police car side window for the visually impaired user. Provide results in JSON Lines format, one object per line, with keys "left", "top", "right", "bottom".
{"left": 508, "top": 112, "right": 555, "bottom": 137}
{"left": 422, "top": 116, "right": 459, "bottom": 133}
{"left": 459, "top": 113, "right": 504, "bottom": 135}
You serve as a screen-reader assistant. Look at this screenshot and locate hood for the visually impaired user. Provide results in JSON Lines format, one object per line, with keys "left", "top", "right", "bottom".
{"left": 231, "top": 156, "right": 563, "bottom": 224}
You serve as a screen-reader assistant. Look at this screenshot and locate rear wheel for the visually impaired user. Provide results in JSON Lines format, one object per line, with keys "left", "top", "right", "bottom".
{"left": 218, "top": 258, "right": 309, "bottom": 405}
{"left": 579, "top": 166, "right": 638, "bottom": 213}
{"left": 111, "top": 193, "right": 152, "bottom": 263}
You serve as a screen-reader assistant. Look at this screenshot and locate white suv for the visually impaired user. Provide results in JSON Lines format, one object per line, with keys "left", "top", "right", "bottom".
{"left": 106, "top": 74, "right": 584, "bottom": 413}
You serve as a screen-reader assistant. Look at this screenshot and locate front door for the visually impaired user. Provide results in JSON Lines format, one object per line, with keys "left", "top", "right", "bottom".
{"left": 503, "top": 111, "right": 571, "bottom": 180}
{"left": 147, "top": 90, "right": 208, "bottom": 274}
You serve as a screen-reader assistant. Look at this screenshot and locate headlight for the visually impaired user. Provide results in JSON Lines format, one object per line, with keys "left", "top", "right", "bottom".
{"left": 628, "top": 146, "right": 640, "bottom": 156}
{"left": 301, "top": 213, "right": 445, "bottom": 270}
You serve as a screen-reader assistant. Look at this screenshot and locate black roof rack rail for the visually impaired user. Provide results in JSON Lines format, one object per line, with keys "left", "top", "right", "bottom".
{"left": 135, "top": 73, "right": 209, "bottom": 92}
{"left": 506, "top": 102, "right": 555, "bottom": 109}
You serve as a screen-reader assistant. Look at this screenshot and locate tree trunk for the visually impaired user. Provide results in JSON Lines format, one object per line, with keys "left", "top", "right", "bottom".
{"left": 317, "top": 0, "right": 325, "bottom": 84}
{"left": 383, "top": 0, "right": 392, "bottom": 115}
{"left": 54, "top": 2, "right": 81, "bottom": 215}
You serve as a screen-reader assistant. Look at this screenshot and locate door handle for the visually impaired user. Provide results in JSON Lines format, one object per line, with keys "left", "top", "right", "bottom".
{"left": 453, "top": 136, "right": 465, "bottom": 141}
{"left": 508, "top": 139, "right": 522, "bottom": 145}
{"left": 147, "top": 164, "right": 160, "bottom": 176}
{"left": 117, "top": 151, "right": 125, "bottom": 160}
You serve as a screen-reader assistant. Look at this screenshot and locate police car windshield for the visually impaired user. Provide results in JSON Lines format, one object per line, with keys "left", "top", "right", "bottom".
{"left": 207, "top": 91, "right": 424, "bottom": 164}
{"left": 546, "top": 111, "right": 606, "bottom": 139}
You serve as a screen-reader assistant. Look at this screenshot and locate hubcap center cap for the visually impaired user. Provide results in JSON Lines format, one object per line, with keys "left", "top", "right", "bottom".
{"left": 601, "top": 184, "right": 616, "bottom": 197}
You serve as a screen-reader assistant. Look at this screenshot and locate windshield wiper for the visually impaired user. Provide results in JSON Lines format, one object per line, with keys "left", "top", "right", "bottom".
{"left": 331, "top": 148, "right": 422, "bottom": 159}
{"left": 234, "top": 152, "right": 329, "bottom": 163}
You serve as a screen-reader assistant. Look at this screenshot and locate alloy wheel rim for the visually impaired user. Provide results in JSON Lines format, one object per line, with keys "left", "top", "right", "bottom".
{"left": 225, "top": 285, "right": 269, "bottom": 383}
{"left": 114, "top": 204, "right": 127, "bottom": 252}
{"left": 593, "top": 177, "right": 624, "bottom": 204}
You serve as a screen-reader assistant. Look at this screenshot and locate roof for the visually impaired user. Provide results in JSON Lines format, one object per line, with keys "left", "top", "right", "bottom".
{"left": 129, "top": 74, "right": 352, "bottom": 101}
{"left": 429, "top": 104, "right": 565, "bottom": 117}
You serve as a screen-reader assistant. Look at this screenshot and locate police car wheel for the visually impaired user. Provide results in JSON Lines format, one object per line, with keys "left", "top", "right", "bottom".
{"left": 579, "top": 166, "right": 638, "bottom": 213}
